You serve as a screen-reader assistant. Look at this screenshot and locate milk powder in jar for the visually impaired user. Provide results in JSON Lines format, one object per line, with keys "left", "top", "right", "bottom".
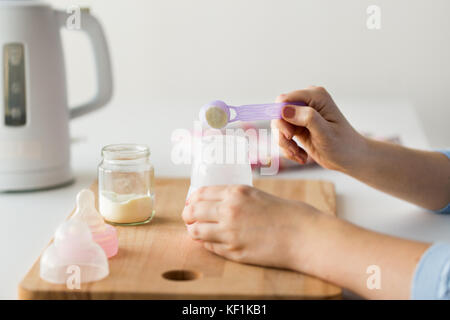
{"left": 98, "top": 144, "right": 155, "bottom": 225}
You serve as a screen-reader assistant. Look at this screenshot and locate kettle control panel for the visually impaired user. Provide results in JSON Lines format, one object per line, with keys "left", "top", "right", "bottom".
{"left": 3, "top": 43, "right": 27, "bottom": 126}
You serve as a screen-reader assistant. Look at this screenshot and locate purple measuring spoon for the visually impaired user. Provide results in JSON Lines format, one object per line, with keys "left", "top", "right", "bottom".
{"left": 199, "top": 100, "right": 307, "bottom": 129}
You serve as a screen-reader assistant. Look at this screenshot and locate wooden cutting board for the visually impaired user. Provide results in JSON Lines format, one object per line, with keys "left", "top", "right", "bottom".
{"left": 18, "top": 178, "right": 341, "bottom": 299}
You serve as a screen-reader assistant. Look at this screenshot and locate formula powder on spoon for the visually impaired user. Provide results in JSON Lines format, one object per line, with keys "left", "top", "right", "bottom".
{"left": 205, "top": 106, "right": 228, "bottom": 129}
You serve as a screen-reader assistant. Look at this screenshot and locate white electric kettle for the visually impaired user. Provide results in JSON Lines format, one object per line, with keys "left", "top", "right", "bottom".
{"left": 0, "top": 0, "right": 113, "bottom": 191}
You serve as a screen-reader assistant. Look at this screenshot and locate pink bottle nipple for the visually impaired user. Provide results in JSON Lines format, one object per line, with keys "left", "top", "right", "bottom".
{"left": 72, "top": 189, "right": 119, "bottom": 258}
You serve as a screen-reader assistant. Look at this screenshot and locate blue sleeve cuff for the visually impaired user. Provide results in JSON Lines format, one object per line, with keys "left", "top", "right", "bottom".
{"left": 438, "top": 150, "right": 450, "bottom": 159}
{"left": 436, "top": 203, "right": 450, "bottom": 214}
{"left": 434, "top": 150, "right": 450, "bottom": 214}
{"left": 411, "top": 242, "right": 450, "bottom": 299}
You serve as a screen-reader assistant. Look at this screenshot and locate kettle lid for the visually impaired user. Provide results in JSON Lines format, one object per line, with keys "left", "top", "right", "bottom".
{"left": 0, "top": 0, "right": 46, "bottom": 4}
{"left": 0, "top": 0, "right": 49, "bottom": 8}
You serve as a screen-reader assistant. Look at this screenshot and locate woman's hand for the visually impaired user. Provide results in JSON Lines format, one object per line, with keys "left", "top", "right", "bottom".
{"left": 272, "top": 86, "right": 366, "bottom": 172}
{"left": 182, "top": 185, "right": 323, "bottom": 271}
{"left": 182, "top": 184, "right": 431, "bottom": 299}
{"left": 274, "top": 86, "right": 450, "bottom": 210}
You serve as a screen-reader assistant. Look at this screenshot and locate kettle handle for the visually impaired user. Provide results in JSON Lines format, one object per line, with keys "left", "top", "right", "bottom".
{"left": 56, "top": 9, "right": 114, "bottom": 119}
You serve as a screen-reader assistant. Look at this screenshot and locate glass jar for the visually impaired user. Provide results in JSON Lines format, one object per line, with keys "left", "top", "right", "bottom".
{"left": 98, "top": 144, "right": 155, "bottom": 226}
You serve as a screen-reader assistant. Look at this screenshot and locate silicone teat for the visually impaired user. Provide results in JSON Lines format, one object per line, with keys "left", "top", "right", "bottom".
{"left": 73, "top": 189, "right": 105, "bottom": 232}
{"left": 72, "top": 189, "right": 119, "bottom": 258}
{"left": 40, "top": 220, "right": 109, "bottom": 284}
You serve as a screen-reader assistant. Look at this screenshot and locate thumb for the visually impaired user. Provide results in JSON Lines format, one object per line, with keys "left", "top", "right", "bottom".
{"left": 281, "top": 105, "right": 326, "bottom": 135}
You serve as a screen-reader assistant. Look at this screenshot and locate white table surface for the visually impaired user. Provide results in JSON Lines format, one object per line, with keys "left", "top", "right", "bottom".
{"left": 1, "top": 100, "right": 449, "bottom": 299}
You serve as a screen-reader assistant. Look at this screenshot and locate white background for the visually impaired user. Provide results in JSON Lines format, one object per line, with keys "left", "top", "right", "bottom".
{"left": 50, "top": 0, "right": 449, "bottom": 148}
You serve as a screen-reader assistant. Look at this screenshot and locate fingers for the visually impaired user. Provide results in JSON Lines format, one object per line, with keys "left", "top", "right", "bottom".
{"left": 281, "top": 106, "right": 326, "bottom": 136}
{"left": 275, "top": 93, "right": 288, "bottom": 103}
{"left": 187, "top": 185, "right": 228, "bottom": 204}
{"left": 277, "top": 89, "right": 313, "bottom": 105}
{"left": 203, "top": 241, "right": 231, "bottom": 256}
{"left": 271, "top": 114, "right": 308, "bottom": 164}
{"left": 278, "top": 133, "right": 308, "bottom": 164}
{"left": 271, "top": 119, "right": 295, "bottom": 140}
{"left": 187, "top": 222, "right": 225, "bottom": 242}
{"left": 182, "top": 201, "right": 220, "bottom": 224}
{"left": 203, "top": 242, "right": 245, "bottom": 263}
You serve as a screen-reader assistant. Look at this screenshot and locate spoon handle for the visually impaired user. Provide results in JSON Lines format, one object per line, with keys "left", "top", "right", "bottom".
{"left": 229, "top": 102, "right": 306, "bottom": 122}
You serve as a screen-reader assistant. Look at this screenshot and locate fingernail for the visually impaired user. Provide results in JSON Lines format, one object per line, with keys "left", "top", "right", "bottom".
{"left": 283, "top": 131, "right": 293, "bottom": 140}
{"left": 288, "top": 145, "right": 298, "bottom": 155}
{"left": 294, "top": 155, "right": 305, "bottom": 163}
{"left": 284, "top": 149, "right": 294, "bottom": 158}
{"left": 276, "top": 94, "right": 286, "bottom": 103}
{"left": 283, "top": 106, "right": 295, "bottom": 119}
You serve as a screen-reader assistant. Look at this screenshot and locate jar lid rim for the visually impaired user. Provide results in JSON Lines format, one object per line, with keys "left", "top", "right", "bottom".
{"left": 102, "top": 144, "right": 150, "bottom": 160}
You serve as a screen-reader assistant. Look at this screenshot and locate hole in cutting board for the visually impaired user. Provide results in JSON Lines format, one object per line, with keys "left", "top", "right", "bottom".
{"left": 162, "top": 270, "right": 201, "bottom": 281}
